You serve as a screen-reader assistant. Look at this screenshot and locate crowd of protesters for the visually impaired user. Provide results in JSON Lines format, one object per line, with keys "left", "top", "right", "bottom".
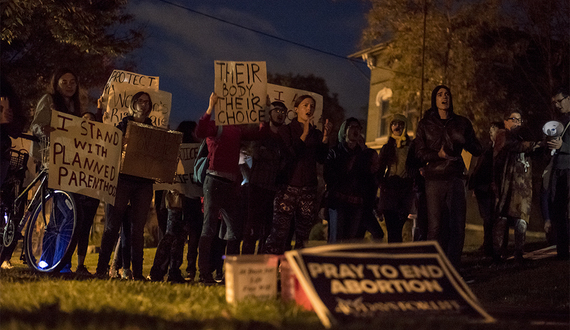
{"left": 1, "top": 69, "right": 569, "bottom": 283}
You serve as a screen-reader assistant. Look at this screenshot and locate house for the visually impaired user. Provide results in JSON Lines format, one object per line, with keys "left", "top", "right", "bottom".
{"left": 349, "top": 44, "right": 419, "bottom": 151}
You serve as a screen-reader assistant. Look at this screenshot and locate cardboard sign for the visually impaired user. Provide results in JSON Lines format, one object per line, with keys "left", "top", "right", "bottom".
{"left": 101, "top": 70, "right": 171, "bottom": 129}
{"left": 120, "top": 122, "right": 182, "bottom": 183}
{"left": 214, "top": 61, "right": 267, "bottom": 126}
{"left": 48, "top": 111, "right": 122, "bottom": 205}
{"left": 284, "top": 242, "right": 494, "bottom": 328}
{"left": 267, "top": 83, "right": 323, "bottom": 125}
{"left": 153, "top": 142, "right": 203, "bottom": 198}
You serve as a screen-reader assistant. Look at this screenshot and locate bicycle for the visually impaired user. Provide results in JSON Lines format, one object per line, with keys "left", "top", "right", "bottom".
{"left": 1, "top": 135, "right": 78, "bottom": 272}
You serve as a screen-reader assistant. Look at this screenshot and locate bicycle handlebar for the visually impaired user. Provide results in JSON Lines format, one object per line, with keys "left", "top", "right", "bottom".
{"left": 18, "top": 133, "right": 40, "bottom": 142}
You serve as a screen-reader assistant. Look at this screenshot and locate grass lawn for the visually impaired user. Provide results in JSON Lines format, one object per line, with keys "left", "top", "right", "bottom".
{"left": 1, "top": 228, "right": 568, "bottom": 330}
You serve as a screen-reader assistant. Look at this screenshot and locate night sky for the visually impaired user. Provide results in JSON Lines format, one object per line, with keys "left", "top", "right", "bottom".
{"left": 127, "top": 0, "right": 372, "bottom": 128}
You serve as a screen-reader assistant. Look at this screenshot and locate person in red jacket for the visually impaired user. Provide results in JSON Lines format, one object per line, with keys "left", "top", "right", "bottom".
{"left": 195, "top": 92, "right": 263, "bottom": 284}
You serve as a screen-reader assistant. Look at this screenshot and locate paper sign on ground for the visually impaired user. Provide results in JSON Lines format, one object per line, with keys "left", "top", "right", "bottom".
{"left": 214, "top": 61, "right": 267, "bottom": 126}
{"left": 48, "top": 111, "right": 122, "bottom": 205}
{"left": 267, "top": 83, "right": 323, "bottom": 125}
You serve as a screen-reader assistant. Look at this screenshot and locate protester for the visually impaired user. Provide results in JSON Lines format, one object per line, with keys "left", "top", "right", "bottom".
{"left": 355, "top": 148, "right": 384, "bottom": 241}
{"left": 242, "top": 101, "right": 287, "bottom": 254}
{"left": 29, "top": 68, "right": 102, "bottom": 273}
{"left": 30, "top": 68, "right": 82, "bottom": 161}
{"left": 406, "top": 138, "right": 427, "bottom": 241}
{"left": 0, "top": 74, "right": 27, "bottom": 270}
{"left": 195, "top": 92, "right": 263, "bottom": 284}
{"left": 415, "top": 85, "right": 482, "bottom": 267}
{"left": 263, "top": 95, "right": 333, "bottom": 254}
{"left": 376, "top": 114, "right": 415, "bottom": 243}
{"left": 492, "top": 110, "right": 541, "bottom": 263}
{"left": 95, "top": 91, "right": 155, "bottom": 280}
{"left": 72, "top": 112, "right": 102, "bottom": 274}
{"left": 546, "top": 88, "right": 570, "bottom": 260}
{"left": 324, "top": 117, "right": 368, "bottom": 242}
{"left": 0, "top": 74, "right": 26, "bottom": 188}
{"left": 467, "top": 121, "right": 504, "bottom": 257}
{"left": 148, "top": 121, "right": 203, "bottom": 283}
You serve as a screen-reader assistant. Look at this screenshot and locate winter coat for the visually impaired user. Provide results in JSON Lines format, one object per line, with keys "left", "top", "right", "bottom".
{"left": 415, "top": 86, "right": 482, "bottom": 180}
{"left": 493, "top": 127, "right": 538, "bottom": 222}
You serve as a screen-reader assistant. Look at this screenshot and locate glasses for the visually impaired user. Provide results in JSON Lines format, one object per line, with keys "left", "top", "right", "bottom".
{"left": 271, "top": 108, "right": 287, "bottom": 114}
{"left": 508, "top": 117, "right": 522, "bottom": 123}
{"left": 553, "top": 96, "right": 568, "bottom": 105}
{"left": 137, "top": 99, "right": 150, "bottom": 106}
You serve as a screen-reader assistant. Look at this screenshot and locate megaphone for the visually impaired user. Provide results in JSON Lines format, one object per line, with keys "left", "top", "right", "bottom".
{"left": 542, "top": 120, "right": 564, "bottom": 155}
{"left": 543, "top": 120, "right": 564, "bottom": 137}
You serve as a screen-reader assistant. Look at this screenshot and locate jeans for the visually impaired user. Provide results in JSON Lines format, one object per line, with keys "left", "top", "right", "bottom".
{"left": 96, "top": 176, "right": 153, "bottom": 277}
{"left": 243, "top": 184, "right": 276, "bottom": 254}
{"left": 328, "top": 204, "right": 363, "bottom": 243}
{"left": 474, "top": 188, "right": 495, "bottom": 256}
{"left": 425, "top": 178, "right": 467, "bottom": 268}
{"left": 198, "top": 174, "right": 241, "bottom": 277}
{"left": 550, "top": 168, "right": 570, "bottom": 258}
{"left": 150, "top": 197, "right": 202, "bottom": 280}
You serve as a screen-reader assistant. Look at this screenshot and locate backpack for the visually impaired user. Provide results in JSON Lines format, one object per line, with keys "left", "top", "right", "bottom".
{"left": 193, "top": 126, "right": 222, "bottom": 186}
{"left": 193, "top": 139, "right": 209, "bottom": 186}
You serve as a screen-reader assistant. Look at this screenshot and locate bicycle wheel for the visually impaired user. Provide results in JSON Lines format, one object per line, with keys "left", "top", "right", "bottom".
{"left": 24, "top": 190, "right": 77, "bottom": 272}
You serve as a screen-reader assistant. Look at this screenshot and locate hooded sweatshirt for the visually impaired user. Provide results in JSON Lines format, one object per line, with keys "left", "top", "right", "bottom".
{"left": 324, "top": 118, "right": 368, "bottom": 205}
{"left": 415, "top": 85, "right": 482, "bottom": 180}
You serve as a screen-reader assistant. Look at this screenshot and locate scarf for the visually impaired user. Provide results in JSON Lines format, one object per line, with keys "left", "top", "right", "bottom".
{"left": 391, "top": 133, "right": 407, "bottom": 148}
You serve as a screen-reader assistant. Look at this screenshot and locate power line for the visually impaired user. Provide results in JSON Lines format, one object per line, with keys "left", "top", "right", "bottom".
{"left": 156, "top": 0, "right": 416, "bottom": 80}
{"left": 157, "top": 0, "right": 359, "bottom": 61}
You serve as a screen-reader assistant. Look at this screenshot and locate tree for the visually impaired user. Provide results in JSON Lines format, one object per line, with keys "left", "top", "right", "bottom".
{"left": 268, "top": 72, "right": 346, "bottom": 143}
{"left": 360, "top": 0, "right": 569, "bottom": 138}
{"left": 1, "top": 0, "right": 144, "bottom": 116}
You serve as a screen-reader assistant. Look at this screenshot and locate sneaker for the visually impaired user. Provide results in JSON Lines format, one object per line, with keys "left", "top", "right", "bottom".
{"left": 60, "top": 263, "right": 73, "bottom": 274}
{"left": 1, "top": 260, "right": 14, "bottom": 269}
{"left": 75, "top": 265, "right": 92, "bottom": 275}
{"left": 109, "top": 267, "right": 121, "bottom": 278}
{"left": 198, "top": 274, "right": 216, "bottom": 285}
{"left": 167, "top": 274, "right": 187, "bottom": 284}
{"left": 122, "top": 268, "right": 133, "bottom": 280}
{"left": 185, "top": 272, "right": 196, "bottom": 282}
{"left": 133, "top": 274, "right": 146, "bottom": 281}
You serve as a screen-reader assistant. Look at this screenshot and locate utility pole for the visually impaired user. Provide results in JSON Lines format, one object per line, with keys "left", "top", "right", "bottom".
{"left": 419, "top": 0, "right": 428, "bottom": 120}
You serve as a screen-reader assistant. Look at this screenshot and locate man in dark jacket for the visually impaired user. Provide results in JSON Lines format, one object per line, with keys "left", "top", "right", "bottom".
{"left": 547, "top": 87, "right": 570, "bottom": 260}
{"left": 415, "top": 85, "right": 482, "bottom": 268}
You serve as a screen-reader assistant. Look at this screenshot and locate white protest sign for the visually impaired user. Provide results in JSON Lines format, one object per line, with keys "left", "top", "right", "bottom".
{"left": 102, "top": 70, "right": 171, "bottom": 129}
{"left": 267, "top": 83, "right": 323, "bottom": 125}
{"left": 48, "top": 111, "right": 122, "bottom": 205}
{"left": 101, "top": 69, "right": 159, "bottom": 115}
{"left": 214, "top": 61, "right": 267, "bottom": 125}
{"left": 153, "top": 142, "right": 202, "bottom": 198}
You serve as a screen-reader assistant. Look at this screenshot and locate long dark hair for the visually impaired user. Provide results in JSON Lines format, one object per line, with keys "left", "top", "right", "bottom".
{"left": 49, "top": 68, "right": 81, "bottom": 116}
{"left": 1, "top": 74, "right": 27, "bottom": 137}
{"left": 176, "top": 121, "right": 199, "bottom": 143}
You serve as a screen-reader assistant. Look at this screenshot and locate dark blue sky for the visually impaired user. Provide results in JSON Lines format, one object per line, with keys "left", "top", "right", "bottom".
{"left": 128, "top": 0, "right": 372, "bottom": 128}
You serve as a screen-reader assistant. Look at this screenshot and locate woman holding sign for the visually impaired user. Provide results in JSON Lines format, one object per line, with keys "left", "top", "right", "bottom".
{"left": 96, "top": 91, "right": 154, "bottom": 280}
{"left": 263, "top": 95, "right": 333, "bottom": 254}
{"left": 30, "top": 68, "right": 100, "bottom": 274}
